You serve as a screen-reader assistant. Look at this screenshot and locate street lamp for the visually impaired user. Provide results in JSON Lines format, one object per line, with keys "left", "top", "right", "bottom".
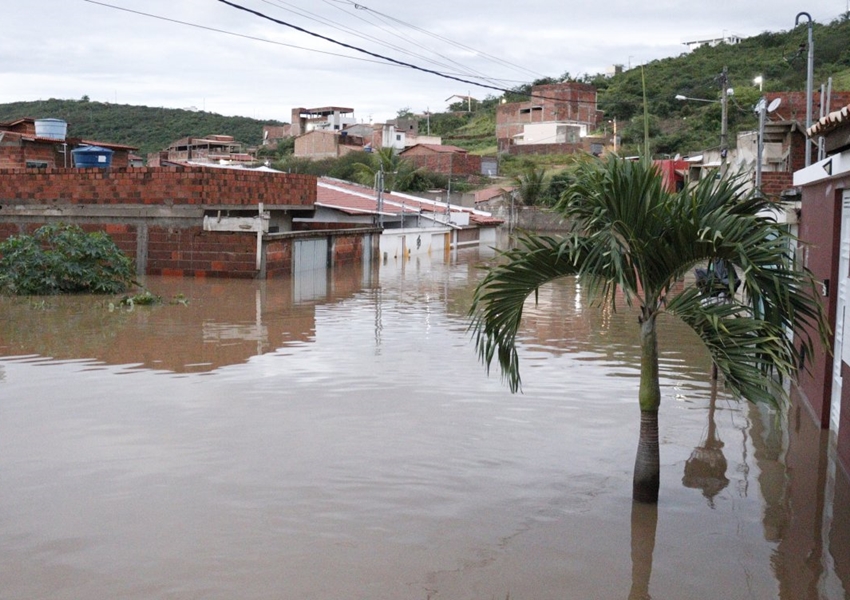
{"left": 753, "top": 76, "right": 763, "bottom": 92}
{"left": 795, "top": 12, "right": 814, "bottom": 166}
{"left": 675, "top": 80, "right": 731, "bottom": 167}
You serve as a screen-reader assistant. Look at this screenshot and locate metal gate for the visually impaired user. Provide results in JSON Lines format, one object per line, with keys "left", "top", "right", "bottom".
{"left": 293, "top": 238, "right": 328, "bottom": 302}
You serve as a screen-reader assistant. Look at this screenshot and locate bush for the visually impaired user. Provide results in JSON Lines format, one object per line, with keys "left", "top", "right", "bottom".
{"left": 0, "top": 224, "right": 135, "bottom": 295}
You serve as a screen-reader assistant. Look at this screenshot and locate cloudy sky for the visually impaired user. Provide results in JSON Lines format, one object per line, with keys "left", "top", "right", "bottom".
{"left": 2, "top": 0, "right": 843, "bottom": 124}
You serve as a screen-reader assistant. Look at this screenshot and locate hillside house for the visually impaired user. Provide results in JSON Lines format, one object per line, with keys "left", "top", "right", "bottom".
{"left": 496, "top": 82, "right": 603, "bottom": 153}
{"left": 290, "top": 106, "right": 356, "bottom": 136}
{"left": 0, "top": 117, "right": 136, "bottom": 169}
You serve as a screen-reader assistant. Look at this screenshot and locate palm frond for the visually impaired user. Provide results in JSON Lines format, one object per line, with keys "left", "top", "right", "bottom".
{"left": 468, "top": 233, "right": 588, "bottom": 392}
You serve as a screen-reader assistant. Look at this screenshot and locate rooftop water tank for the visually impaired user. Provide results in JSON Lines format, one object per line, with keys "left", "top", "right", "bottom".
{"left": 34, "top": 118, "right": 68, "bottom": 141}
{"left": 72, "top": 145, "right": 114, "bottom": 169}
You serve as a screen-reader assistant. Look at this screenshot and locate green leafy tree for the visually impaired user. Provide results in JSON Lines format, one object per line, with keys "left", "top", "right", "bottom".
{"left": 469, "top": 156, "right": 826, "bottom": 504}
{"left": 0, "top": 224, "right": 135, "bottom": 295}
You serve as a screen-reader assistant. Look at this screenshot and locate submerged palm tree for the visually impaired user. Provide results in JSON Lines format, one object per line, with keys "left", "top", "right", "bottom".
{"left": 469, "top": 156, "right": 826, "bottom": 503}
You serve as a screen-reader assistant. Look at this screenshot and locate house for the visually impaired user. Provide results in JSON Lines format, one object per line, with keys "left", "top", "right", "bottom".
{"left": 300, "top": 177, "right": 502, "bottom": 259}
{"left": 793, "top": 102, "right": 850, "bottom": 480}
{"left": 262, "top": 124, "right": 292, "bottom": 148}
{"left": 293, "top": 129, "right": 369, "bottom": 160}
{"left": 0, "top": 117, "right": 137, "bottom": 169}
{"left": 291, "top": 106, "right": 356, "bottom": 136}
{"left": 398, "top": 144, "right": 481, "bottom": 176}
{"left": 685, "top": 91, "right": 850, "bottom": 199}
{"left": 147, "top": 135, "right": 254, "bottom": 166}
{"left": 496, "top": 82, "right": 604, "bottom": 153}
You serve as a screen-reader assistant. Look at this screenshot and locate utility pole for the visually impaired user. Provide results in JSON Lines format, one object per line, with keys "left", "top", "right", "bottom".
{"left": 720, "top": 66, "right": 729, "bottom": 171}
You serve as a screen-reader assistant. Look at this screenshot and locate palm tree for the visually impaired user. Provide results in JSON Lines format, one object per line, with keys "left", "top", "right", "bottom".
{"left": 353, "top": 147, "right": 420, "bottom": 192}
{"left": 512, "top": 165, "right": 547, "bottom": 206}
{"left": 469, "top": 156, "right": 826, "bottom": 503}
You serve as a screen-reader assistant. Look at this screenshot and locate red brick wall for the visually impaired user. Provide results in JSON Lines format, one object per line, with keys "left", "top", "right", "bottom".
{"left": 496, "top": 82, "right": 601, "bottom": 145}
{"left": 760, "top": 171, "right": 794, "bottom": 199}
{"left": 0, "top": 166, "right": 316, "bottom": 207}
{"left": 767, "top": 92, "right": 850, "bottom": 125}
{"left": 332, "top": 233, "right": 362, "bottom": 264}
{"left": 401, "top": 152, "right": 481, "bottom": 176}
{"left": 0, "top": 140, "right": 64, "bottom": 169}
{"left": 294, "top": 131, "right": 340, "bottom": 159}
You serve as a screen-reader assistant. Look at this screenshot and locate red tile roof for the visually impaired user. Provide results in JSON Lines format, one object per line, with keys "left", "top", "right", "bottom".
{"left": 317, "top": 177, "right": 503, "bottom": 226}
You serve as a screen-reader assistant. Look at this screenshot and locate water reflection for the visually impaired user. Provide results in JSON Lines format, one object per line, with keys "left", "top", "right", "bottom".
{"left": 0, "top": 246, "right": 848, "bottom": 599}
{"left": 682, "top": 377, "right": 729, "bottom": 506}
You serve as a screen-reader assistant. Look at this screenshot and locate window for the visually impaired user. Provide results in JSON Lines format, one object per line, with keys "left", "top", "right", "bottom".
{"left": 26, "top": 160, "right": 49, "bottom": 169}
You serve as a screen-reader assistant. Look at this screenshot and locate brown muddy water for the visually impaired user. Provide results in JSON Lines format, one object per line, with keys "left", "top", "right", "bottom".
{"left": 0, "top": 246, "right": 848, "bottom": 600}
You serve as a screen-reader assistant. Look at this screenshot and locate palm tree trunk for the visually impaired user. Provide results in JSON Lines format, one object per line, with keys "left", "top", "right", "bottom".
{"left": 633, "top": 410, "right": 660, "bottom": 503}
{"left": 634, "top": 313, "right": 661, "bottom": 503}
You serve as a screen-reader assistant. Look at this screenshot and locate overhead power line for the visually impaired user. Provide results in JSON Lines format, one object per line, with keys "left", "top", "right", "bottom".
{"left": 215, "top": 0, "right": 598, "bottom": 105}
{"left": 81, "top": 0, "right": 533, "bottom": 85}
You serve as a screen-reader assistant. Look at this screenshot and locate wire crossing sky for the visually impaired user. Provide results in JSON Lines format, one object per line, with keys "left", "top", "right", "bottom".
{"left": 2, "top": 0, "right": 841, "bottom": 121}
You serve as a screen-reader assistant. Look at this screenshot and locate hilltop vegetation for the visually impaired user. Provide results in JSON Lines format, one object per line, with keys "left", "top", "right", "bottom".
{"left": 2, "top": 14, "right": 849, "bottom": 160}
{"left": 0, "top": 98, "right": 280, "bottom": 157}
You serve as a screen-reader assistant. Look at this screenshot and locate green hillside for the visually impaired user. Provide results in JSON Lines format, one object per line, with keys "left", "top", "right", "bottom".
{"left": 0, "top": 98, "right": 281, "bottom": 157}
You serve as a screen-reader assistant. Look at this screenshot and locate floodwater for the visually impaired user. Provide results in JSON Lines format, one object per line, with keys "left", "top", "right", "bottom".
{"left": 0, "top": 245, "right": 848, "bottom": 600}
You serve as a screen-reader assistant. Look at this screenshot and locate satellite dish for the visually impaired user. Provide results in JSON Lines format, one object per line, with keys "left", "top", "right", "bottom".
{"left": 767, "top": 98, "right": 781, "bottom": 113}
{"left": 754, "top": 98, "right": 767, "bottom": 113}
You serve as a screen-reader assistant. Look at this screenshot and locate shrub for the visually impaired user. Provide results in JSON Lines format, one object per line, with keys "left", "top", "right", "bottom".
{"left": 0, "top": 224, "right": 135, "bottom": 295}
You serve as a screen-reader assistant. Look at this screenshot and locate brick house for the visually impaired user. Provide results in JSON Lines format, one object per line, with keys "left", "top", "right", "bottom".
{"left": 496, "top": 82, "right": 603, "bottom": 153}
{"left": 0, "top": 117, "right": 136, "bottom": 169}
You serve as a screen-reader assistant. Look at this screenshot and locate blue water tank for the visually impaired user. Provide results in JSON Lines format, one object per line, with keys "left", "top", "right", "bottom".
{"left": 72, "top": 145, "right": 114, "bottom": 169}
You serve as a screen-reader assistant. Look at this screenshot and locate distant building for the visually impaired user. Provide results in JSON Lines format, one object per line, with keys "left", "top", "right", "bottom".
{"left": 262, "top": 124, "right": 292, "bottom": 148}
{"left": 496, "top": 82, "right": 603, "bottom": 153}
{"left": 293, "top": 129, "right": 369, "bottom": 160}
{"left": 682, "top": 34, "right": 744, "bottom": 51}
{"left": 148, "top": 135, "right": 254, "bottom": 166}
{"left": 291, "top": 107, "right": 356, "bottom": 137}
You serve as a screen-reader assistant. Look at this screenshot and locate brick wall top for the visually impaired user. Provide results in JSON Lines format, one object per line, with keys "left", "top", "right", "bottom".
{"left": 0, "top": 166, "right": 316, "bottom": 207}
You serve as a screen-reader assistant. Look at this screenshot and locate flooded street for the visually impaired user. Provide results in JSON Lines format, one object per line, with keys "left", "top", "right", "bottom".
{"left": 0, "top": 246, "right": 848, "bottom": 599}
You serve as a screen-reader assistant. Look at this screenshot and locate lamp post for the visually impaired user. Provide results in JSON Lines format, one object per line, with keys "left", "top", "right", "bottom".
{"left": 675, "top": 69, "right": 731, "bottom": 170}
{"left": 796, "top": 12, "right": 814, "bottom": 166}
